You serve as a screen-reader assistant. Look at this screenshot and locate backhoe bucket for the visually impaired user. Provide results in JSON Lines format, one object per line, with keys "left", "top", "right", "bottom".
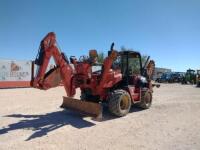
{"left": 61, "top": 97, "right": 102, "bottom": 118}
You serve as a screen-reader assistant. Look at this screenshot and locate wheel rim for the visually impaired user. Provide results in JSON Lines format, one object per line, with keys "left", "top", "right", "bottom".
{"left": 120, "top": 95, "right": 129, "bottom": 110}
{"left": 145, "top": 92, "right": 151, "bottom": 106}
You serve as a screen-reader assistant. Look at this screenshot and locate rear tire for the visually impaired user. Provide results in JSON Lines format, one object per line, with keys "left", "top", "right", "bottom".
{"left": 108, "top": 90, "right": 131, "bottom": 117}
{"left": 137, "top": 90, "right": 152, "bottom": 109}
{"left": 197, "top": 82, "right": 200, "bottom": 87}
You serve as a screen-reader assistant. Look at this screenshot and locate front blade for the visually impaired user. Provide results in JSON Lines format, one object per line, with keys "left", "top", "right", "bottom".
{"left": 61, "top": 97, "right": 102, "bottom": 118}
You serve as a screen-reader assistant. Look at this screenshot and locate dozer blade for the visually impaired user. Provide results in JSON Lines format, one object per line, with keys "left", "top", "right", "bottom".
{"left": 61, "top": 97, "right": 102, "bottom": 118}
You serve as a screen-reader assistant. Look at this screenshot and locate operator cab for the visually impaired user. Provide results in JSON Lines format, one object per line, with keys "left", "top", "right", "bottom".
{"left": 108, "top": 43, "right": 143, "bottom": 80}
{"left": 119, "top": 51, "right": 142, "bottom": 77}
{"left": 109, "top": 50, "right": 147, "bottom": 88}
{"left": 187, "top": 69, "right": 195, "bottom": 75}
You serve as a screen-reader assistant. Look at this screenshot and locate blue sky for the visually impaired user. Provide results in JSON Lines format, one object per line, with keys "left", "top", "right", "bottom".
{"left": 0, "top": 0, "right": 199, "bottom": 72}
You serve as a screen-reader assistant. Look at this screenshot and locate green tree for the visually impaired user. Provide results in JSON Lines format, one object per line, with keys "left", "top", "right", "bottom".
{"left": 97, "top": 52, "right": 105, "bottom": 64}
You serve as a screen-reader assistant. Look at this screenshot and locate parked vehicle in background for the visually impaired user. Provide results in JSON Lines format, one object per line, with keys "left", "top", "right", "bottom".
{"left": 156, "top": 72, "right": 170, "bottom": 83}
{"left": 181, "top": 69, "right": 196, "bottom": 84}
{"left": 170, "top": 72, "right": 184, "bottom": 83}
{"left": 156, "top": 72, "right": 183, "bottom": 83}
{"left": 196, "top": 70, "right": 200, "bottom": 87}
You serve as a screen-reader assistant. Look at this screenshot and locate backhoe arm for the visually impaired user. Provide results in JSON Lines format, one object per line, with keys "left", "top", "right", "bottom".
{"left": 32, "top": 32, "right": 75, "bottom": 97}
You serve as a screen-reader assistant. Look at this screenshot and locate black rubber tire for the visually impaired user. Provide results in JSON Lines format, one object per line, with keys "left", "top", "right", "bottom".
{"left": 108, "top": 89, "right": 132, "bottom": 117}
{"left": 137, "top": 90, "right": 152, "bottom": 109}
{"left": 197, "top": 82, "right": 200, "bottom": 87}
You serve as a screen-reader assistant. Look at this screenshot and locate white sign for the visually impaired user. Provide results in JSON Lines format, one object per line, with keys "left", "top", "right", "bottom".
{"left": 0, "top": 60, "right": 32, "bottom": 81}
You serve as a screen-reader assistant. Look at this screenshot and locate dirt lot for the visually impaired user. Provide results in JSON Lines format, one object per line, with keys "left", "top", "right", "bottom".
{"left": 0, "top": 84, "right": 200, "bottom": 150}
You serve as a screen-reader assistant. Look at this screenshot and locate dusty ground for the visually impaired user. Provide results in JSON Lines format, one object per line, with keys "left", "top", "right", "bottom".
{"left": 0, "top": 84, "right": 200, "bottom": 150}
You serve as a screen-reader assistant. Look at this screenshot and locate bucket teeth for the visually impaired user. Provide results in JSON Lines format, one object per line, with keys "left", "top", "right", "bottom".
{"left": 61, "top": 96, "right": 102, "bottom": 118}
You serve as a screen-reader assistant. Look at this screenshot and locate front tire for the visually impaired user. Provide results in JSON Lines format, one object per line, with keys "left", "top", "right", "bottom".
{"left": 197, "top": 82, "right": 200, "bottom": 87}
{"left": 137, "top": 90, "right": 152, "bottom": 109}
{"left": 108, "top": 90, "right": 132, "bottom": 117}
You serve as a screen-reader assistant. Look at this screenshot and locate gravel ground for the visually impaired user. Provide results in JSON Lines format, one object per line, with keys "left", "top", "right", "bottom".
{"left": 0, "top": 84, "right": 200, "bottom": 150}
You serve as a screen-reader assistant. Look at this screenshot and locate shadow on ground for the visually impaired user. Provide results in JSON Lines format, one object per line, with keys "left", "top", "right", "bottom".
{"left": 0, "top": 110, "right": 95, "bottom": 141}
{"left": 0, "top": 106, "right": 143, "bottom": 141}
